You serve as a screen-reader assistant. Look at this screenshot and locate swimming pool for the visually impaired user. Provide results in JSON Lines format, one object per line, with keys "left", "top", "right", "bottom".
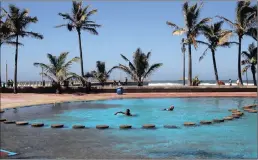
{"left": 25, "top": 97, "right": 257, "bottom": 159}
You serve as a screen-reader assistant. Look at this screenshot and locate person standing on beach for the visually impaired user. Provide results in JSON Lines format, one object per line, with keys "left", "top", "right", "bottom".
{"left": 125, "top": 77, "right": 128, "bottom": 85}
{"left": 236, "top": 79, "right": 239, "bottom": 86}
{"left": 229, "top": 79, "right": 232, "bottom": 86}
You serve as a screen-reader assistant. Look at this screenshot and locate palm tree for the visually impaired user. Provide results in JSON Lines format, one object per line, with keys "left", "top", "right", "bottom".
{"left": 242, "top": 67, "right": 248, "bottom": 85}
{"left": 181, "top": 38, "right": 186, "bottom": 86}
{"left": 6, "top": 5, "right": 43, "bottom": 93}
{"left": 90, "top": 61, "right": 112, "bottom": 86}
{"left": 33, "top": 52, "right": 80, "bottom": 94}
{"left": 56, "top": 1, "right": 101, "bottom": 78}
{"left": 111, "top": 48, "right": 163, "bottom": 86}
{"left": 166, "top": 2, "right": 211, "bottom": 86}
{"left": 197, "top": 21, "right": 238, "bottom": 85}
{"left": 217, "top": 1, "right": 257, "bottom": 86}
{"left": 241, "top": 43, "right": 257, "bottom": 86}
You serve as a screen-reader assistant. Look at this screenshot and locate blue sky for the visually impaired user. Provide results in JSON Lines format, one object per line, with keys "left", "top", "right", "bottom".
{"left": 1, "top": 1, "right": 256, "bottom": 81}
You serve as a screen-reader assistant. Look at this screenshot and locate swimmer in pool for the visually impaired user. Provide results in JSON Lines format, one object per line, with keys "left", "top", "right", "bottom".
{"left": 163, "top": 105, "right": 174, "bottom": 111}
{"left": 114, "top": 109, "right": 132, "bottom": 116}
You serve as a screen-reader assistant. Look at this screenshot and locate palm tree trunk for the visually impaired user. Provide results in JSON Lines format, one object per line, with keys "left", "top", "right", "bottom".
{"left": 251, "top": 65, "right": 257, "bottom": 86}
{"left": 0, "top": 43, "right": 2, "bottom": 87}
{"left": 56, "top": 82, "right": 61, "bottom": 94}
{"left": 77, "top": 30, "right": 84, "bottom": 77}
{"left": 245, "top": 71, "right": 248, "bottom": 85}
{"left": 238, "top": 37, "right": 243, "bottom": 86}
{"left": 188, "top": 43, "right": 192, "bottom": 86}
{"left": 14, "top": 35, "right": 19, "bottom": 94}
{"left": 183, "top": 51, "right": 185, "bottom": 86}
{"left": 211, "top": 49, "right": 219, "bottom": 85}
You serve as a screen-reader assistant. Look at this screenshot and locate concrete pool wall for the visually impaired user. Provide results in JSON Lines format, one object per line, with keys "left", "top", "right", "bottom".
{"left": 1, "top": 85, "right": 257, "bottom": 93}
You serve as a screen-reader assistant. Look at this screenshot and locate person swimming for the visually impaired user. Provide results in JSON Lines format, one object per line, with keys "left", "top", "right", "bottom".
{"left": 163, "top": 106, "right": 174, "bottom": 111}
{"left": 114, "top": 109, "right": 132, "bottom": 116}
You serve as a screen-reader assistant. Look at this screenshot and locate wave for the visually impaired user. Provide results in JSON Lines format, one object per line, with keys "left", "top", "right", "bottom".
{"left": 148, "top": 82, "right": 255, "bottom": 86}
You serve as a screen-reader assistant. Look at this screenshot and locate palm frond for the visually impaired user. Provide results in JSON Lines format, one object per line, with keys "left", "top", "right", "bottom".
{"left": 120, "top": 54, "right": 130, "bottom": 62}
{"left": 58, "top": 13, "right": 74, "bottom": 22}
{"left": 166, "top": 21, "right": 181, "bottom": 29}
{"left": 241, "top": 51, "right": 251, "bottom": 59}
{"left": 47, "top": 53, "right": 57, "bottom": 67}
{"left": 199, "top": 47, "right": 210, "bottom": 62}
{"left": 33, "top": 62, "right": 53, "bottom": 73}
{"left": 143, "top": 63, "right": 163, "bottom": 79}
{"left": 23, "top": 31, "right": 43, "bottom": 39}
{"left": 146, "top": 51, "right": 151, "bottom": 60}
{"left": 86, "top": 9, "right": 98, "bottom": 17}
{"left": 55, "top": 24, "right": 68, "bottom": 28}
{"left": 64, "top": 56, "right": 80, "bottom": 69}
{"left": 82, "top": 27, "right": 98, "bottom": 35}
{"left": 112, "top": 64, "right": 138, "bottom": 81}
{"left": 2, "top": 41, "right": 23, "bottom": 46}
{"left": 196, "top": 40, "right": 210, "bottom": 47}
{"left": 216, "top": 16, "right": 237, "bottom": 29}
{"left": 218, "top": 31, "right": 233, "bottom": 45}
{"left": 219, "top": 41, "right": 239, "bottom": 48}
{"left": 245, "top": 27, "right": 257, "bottom": 41}
{"left": 172, "top": 28, "right": 186, "bottom": 35}
{"left": 41, "top": 72, "right": 56, "bottom": 82}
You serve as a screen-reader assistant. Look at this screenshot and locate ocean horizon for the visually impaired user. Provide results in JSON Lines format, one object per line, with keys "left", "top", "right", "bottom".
{"left": 2, "top": 79, "right": 255, "bottom": 87}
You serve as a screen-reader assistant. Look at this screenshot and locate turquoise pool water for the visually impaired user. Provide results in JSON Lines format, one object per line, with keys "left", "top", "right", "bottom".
{"left": 29, "top": 98, "right": 257, "bottom": 159}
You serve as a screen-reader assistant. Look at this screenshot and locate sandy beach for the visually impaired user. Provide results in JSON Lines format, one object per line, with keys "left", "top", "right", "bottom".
{"left": 1, "top": 92, "right": 256, "bottom": 109}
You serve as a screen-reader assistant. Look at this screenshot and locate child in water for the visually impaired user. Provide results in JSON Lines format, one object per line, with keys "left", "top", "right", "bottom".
{"left": 163, "top": 106, "right": 174, "bottom": 111}
{"left": 114, "top": 109, "right": 132, "bottom": 116}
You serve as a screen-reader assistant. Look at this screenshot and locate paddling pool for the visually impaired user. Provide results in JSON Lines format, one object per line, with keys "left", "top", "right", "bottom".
{"left": 26, "top": 97, "right": 257, "bottom": 158}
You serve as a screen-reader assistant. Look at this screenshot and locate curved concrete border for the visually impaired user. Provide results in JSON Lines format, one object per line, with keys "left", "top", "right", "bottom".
{"left": 164, "top": 125, "right": 179, "bottom": 129}
{"left": 224, "top": 116, "right": 234, "bottom": 120}
{"left": 3, "top": 121, "right": 15, "bottom": 124}
{"left": 232, "top": 114, "right": 240, "bottom": 118}
{"left": 200, "top": 120, "right": 212, "bottom": 125}
{"left": 142, "top": 124, "right": 156, "bottom": 129}
{"left": 213, "top": 119, "right": 224, "bottom": 123}
{"left": 16, "top": 121, "right": 29, "bottom": 125}
{"left": 247, "top": 109, "right": 257, "bottom": 113}
{"left": 31, "top": 123, "right": 44, "bottom": 127}
{"left": 0, "top": 119, "right": 7, "bottom": 122}
{"left": 119, "top": 125, "right": 132, "bottom": 129}
{"left": 72, "top": 125, "right": 85, "bottom": 129}
{"left": 184, "top": 122, "right": 196, "bottom": 126}
{"left": 51, "top": 124, "right": 64, "bottom": 128}
{"left": 96, "top": 125, "right": 109, "bottom": 129}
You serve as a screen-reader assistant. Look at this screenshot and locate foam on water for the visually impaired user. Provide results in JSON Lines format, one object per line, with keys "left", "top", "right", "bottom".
{"left": 29, "top": 98, "right": 257, "bottom": 159}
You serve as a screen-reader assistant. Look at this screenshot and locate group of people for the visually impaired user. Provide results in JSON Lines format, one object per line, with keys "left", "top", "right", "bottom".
{"left": 114, "top": 105, "right": 175, "bottom": 116}
{"left": 113, "top": 77, "right": 128, "bottom": 86}
{"left": 6, "top": 79, "right": 14, "bottom": 87}
{"left": 228, "top": 79, "right": 240, "bottom": 86}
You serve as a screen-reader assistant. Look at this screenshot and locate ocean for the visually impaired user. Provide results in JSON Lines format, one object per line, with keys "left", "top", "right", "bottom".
{"left": 148, "top": 80, "right": 255, "bottom": 86}
{"left": 1, "top": 79, "right": 255, "bottom": 87}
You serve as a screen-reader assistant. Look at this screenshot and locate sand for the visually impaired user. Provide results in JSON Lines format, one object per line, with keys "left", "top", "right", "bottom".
{"left": 1, "top": 92, "right": 256, "bottom": 109}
